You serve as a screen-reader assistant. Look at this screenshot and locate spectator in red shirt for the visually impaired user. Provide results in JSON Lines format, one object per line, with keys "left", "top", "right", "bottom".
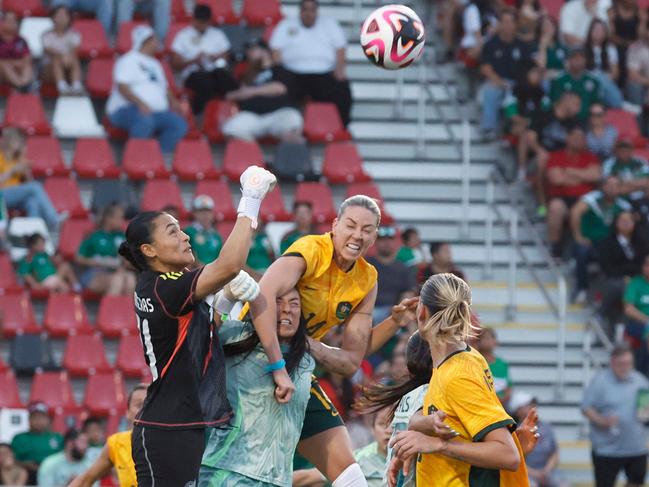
{"left": 547, "top": 123, "right": 602, "bottom": 258}
{"left": 0, "top": 12, "right": 33, "bottom": 92}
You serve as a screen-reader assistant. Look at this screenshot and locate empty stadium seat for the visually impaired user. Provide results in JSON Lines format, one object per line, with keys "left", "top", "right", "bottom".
{"left": 73, "top": 138, "right": 120, "bottom": 178}
{"left": 294, "top": 182, "right": 337, "bottom": 223}
{"left": 303, "top": 102, "right": 350, "bottom": 143}
{"left": 122, "top": 139, "right": 170, "bottom": 180}
{"left": 4, "top": 93, "right": 51, "bottom": 135}
{"left": 63, "top": 333, "right": 111, "bottom": 377}
{"left": 322, "top": 141, "right": 371, "bottom": 183}
{"left": 43, "top": 293, "right": 91, "bottom": 337}
{"left": 203, "top": 99, "right": 237, "bottom": 142}
{"left": 51, "top": 409, "right": 81, "bottom": 434}
{"left": 0, "top": 254, "right": 21, "bottom": 294}
{"left": 19, "top": 17, "right": 53, "bottom": 58}
{"left": 97, "top": 295, "right": 138, "bottom": 338}
{"left": 52, "top": 96, "right": 105, "bottom": 137}
{"left": 9, "top": 333, "right": 55, "bottom": 374}
{"left": 141, "top": 179, "right": 187, "bottom": 218}
{"left": 0, "top": 370, "right": 23, "bottom": 408}
{"left": 241, "top": 0, "right": 282, "bottom": 26}
{"left": 86, "top": 58, "right": 114, "bottom": 99}
{"left": 26, "top": 137, "right": 69, "bottom": 177}
{"left": 30, "top": 371, "right": 77, "bottom": 411}
{"left": 171, "top": 0, "right": 190, "bottom": 21}
{"left": 194, "top": 180, "right": 237, "bottom": 221}
{"left": 260, "top": 186, "right": 290, "bottom": 222}
{"left": 605, "top": 109, "right": 645, "bottom": 146}
{"left": 0, "top": 293, "right": 39, "bottom": 337}
{"left": 117, "top": 20, "right": 148, "bottom": 54}
{"left": 84, "top": 372, "right": 127, "bottom": 416}
{"left": 4, "top": 0, "right": 47, "bottom": 17}
{"left": 44, "top": 177, "right": 88, "bottom": 218}
{"left": 116, "top": 334, "right": 148, "bottom": 377}
{"left": 73, "top": 19, "right": 112, "bottom": 59}
{"left": 202, "top": 0, "right": 239, "bottom": 24}
{"left": 58, "top": 218, "right": 94, "bottom": 261}
{"left": 222, "top": 139, "right": 265, "bottom": 181}
{"left": 173, "top": 139, "right": 220, "bottom": 180}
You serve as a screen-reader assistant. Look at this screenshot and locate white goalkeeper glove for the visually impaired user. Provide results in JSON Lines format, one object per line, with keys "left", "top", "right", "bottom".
{"left": 212, "top": 270, "right": 260, "bottom": 317}
{"left": 237, "top": 165, "right": 277, "bottom": 229}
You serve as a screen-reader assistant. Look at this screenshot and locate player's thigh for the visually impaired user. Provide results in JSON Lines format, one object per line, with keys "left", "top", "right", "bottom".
{"left": 298, "top": 426, "right": 355, "bottom": 481}
{"left": 623, "top": 454, "right": 647, "bottom": 486}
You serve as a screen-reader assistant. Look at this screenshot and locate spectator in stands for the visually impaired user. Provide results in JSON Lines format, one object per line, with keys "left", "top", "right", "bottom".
{"left": 586, "top": 103, "right": 618, "bottom": 159}
{"left": 608, "top": 0, "right": 646, "bottom": 88}
{"left": 479, "top": 8, "right": 535, "bottom": 140}
{"left": 582, "top": 344, "right": 649, "bottom": 486}
{"left": 602, "top": 136, "right": 649, "bottom": 206}
{"left": 535, "top": 16, "right": 568, "bottom": 80}
{"left": 270, "top": 0, "right": 352, "bottom": 127}
{"left": 18, "top": 233, "right": 80, "bottom": 293}
{"left": 570, "top": 176, "right": 631, "bottom": 303}
{"left": 75, "top": 203, "right": 136, "bottom": 296}
{"left": 0, "top": 11, "right": 33, "bottom": 92}
{"left": 457, "top": 0, "right": 489, "bottom": 71}
{"left": 476, "top": 327, "right": 513, "bottom": 406}
{"left": 585, "top": 20, "right": 624, "bottom": 108}
{"left": 624, "top": 254, "right": 649, "bottom": 373}
{"left": 41, "top": 6, "right": 83, "bottom": 95}
{"left": 396, "top": 227, "right": 429, "bottom": 267}
{"left": 223, "top": 39, "right": 303, "bottom": 142}
{"left": 417, "top": 241, "right": 466, "bottom": 286}
{"left": 559, "top": 0, "right": 611, "bottom": 47}
{"left": 353, "top": 408, "right": 391, "bottom": 487}
{"left": 50, "top": 0, "right": 112, "bottom": 38}
{"left": 0, "top": 128, "right": 61, "bottom": 230}
{"left": 37, "top": 428, "right": 92, "bottom": 487}
{"left": 550, "top": 48, "right": 602, "bottom": 121}
{"left": 116, "top": 0, "right": 170, "bottom": 44}
{"left": 280, "top": 201, "right": 316, "bottom": 254}
{"left": 245, "top": 226, "right": 275, "bottom": 281}
{"left": 626, "top": 27, "right": 649, "bottom": 108}
{"left": 184, "top": 195, "right": 223, "bottom": 267}
{"left": 367, "top": 225, "right": 417, "bottom": 323}
{"left": 0, "top": 443, "right": 28, "bottom": 486}
{"left": 106, "top": 25, "right": 187, "bottom": 154}
{"left": 81, "top": 417, "right": 104, "bottom": 463}
{"left": 170, "top": 4, "right": 237, "bottom": 115}
{"left": 546, "top": 124, "right": 601, "bottom": 258}
{"left": 11, "top": 402, "right": 63, "bottom": 485}
{"left": 517, "top": 0, "right": 542, "bottom": 43}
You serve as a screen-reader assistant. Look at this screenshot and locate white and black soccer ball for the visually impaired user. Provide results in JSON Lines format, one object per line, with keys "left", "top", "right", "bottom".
{"left": 360, "top": 4, "right": 425, "bottom": 70}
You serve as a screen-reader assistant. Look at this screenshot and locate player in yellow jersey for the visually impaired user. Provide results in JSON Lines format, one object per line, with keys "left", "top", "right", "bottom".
{"left": 69, "top": 384, "right": 147, "bottom": 487}
{"left": 252, "top": 195, "right": 417, "bottom": 486}
{"left": 388, "top": 273, "right": 530, "bottom": 487}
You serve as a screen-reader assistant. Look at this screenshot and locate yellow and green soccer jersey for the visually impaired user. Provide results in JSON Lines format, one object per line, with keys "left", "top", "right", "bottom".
{"left": 283, "top": 233, "right": 377, "bottom": 341}
{"left": 417, "top": 346, "right": 529, "bottom": 487}
{"left": 107, "top": 430, "right": 136, "bottom": 487}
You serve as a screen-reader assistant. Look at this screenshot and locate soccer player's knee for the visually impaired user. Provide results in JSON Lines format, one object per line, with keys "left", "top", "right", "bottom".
{"left": 332, "top": 463, "right": 368, "bottom": 487}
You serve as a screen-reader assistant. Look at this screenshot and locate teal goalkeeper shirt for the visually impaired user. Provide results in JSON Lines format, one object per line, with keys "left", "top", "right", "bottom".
{"left": 202, "top": 320, "right": 315, "bottom": 487}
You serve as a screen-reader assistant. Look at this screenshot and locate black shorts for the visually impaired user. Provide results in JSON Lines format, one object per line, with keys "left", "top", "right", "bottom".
{"left": 549, "top": 196, "right": 579, "bottom": 209}
{"left": 299, "top": 377, "right": 345, "bottom": 441}
{"left": 592, "top": 451, "right": 647, "bottom": 487}
{"left": 132, "top": 425, "right": 205, "bottom": 486}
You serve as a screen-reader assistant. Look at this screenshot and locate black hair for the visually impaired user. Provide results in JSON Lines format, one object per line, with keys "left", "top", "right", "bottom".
{"left": 300, "top": 0, "right": 318, "bottom": 6}
{"left": 356, "top": 331, "right": 433, "bottom": 422}
{"left": 118, "top": 211, "right": 163, "bottom": 272}
{"left": 585, "top": 19, "right": 611, "bottom": 72}
{"left": 293, "top": 200, "right": 313, "bottom": 212}
{"left": 612, "top": 209, "right": 635, "bottom": 233}
{"left": 401, "top": 227, "right": 418, "bottom": 244}
{"left": 0, "top": 443, "right": 10, "bottom": 449}
{"left": 429, "top": 241, "right": 448, "bottom": 255}
{"left": 193, "top": 4, "right": 212, "bottom": 21}
{"left": 535, "top": 15, "right": 559, "bottom": 45}
{"left": 81, "top": 416, "right": 103, "bottom": 432}
{"left": 63, "top": 428, "right": 80, "bottom": 444}
{"left": 26, "top": 233, "right": 44, "bottom": 248}
{"left": 127, "top": 383, "right": 149, "bottom": 408}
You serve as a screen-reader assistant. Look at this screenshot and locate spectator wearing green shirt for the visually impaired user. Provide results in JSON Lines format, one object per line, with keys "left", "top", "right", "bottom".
{"left": 550, "top": 47, "right": 601, "bottom": 120}
{"left": 11, "top": 402, "right": 63, "bottom": 485}
{"left": 353, "top": 408, "right": 391, "bottom": 487}
{"left": 602, "top": 137, "right": 649, "bottom": 203}
{"left": 280, "top": 201, "right": 316, "bottom": 254}
{"left": 570, "top": 176, "right": 631, "bottom": 303}
{"left": 536, "top": 16, "right": 567, "bottom": 79}
{"left": 396, "top": 227, "right": 429, "bottom": 268}
{"left": 18, "top": 233, "right": 80, "bottom": 293}
{"left": 184, "top": 195, "right": 223, "bottom": 267}
{"left": 74, "top": 204, "right": 135, "bottom": 296}
{"left": 476, "top": 327, "right": 513, "bottom": 407}
{"left": 624, "top": 254, "right": 649, "bottom": 373}
{"left": 245, "top": 228, "right": 275, "bottom": 280}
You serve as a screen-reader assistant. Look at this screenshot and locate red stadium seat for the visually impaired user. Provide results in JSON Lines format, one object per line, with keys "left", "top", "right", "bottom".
{"left": 97, "top": 295, "right": 138, "bottom": 338}
{"left": 44, "top": 293, "right": 91, "bottom": 337}
{"left": 203, "top": 99, "right": 237, "bottom": 142}
{"left": 26, "top": 137, "right": 70, "bottom": 178}
{"left": 165, "top": 21, "right": 190, "bottom": 53}
{"left": 173, "top": 139, "right": 219, "bottom": 181}
{"left": 0, "top": 254, "right": 22, "bottom": 294}
{"left": 222, "top": 139, "right": 265, "bottom": 182}
{"left": 346, "top": 181, "right": 394, "bottom": 224}
{"left": 322, "top": 141, "right": 371, "bottom": 183}
{"left": 141, "top": 179, "right": 188, "bottom": 217}
{"left": 194, "top": 180, "right": 237, "bottom": 221}
{"left": 122, "top": 139, "right": 170, "bottom": 180}
{"left": 51, "top": 409, "right": 82, "bottom": 434}
{"left": 241, "top": 0, "right": 282, "bottom": 26}
{"left": 605, "top": 109, "right": 646, "bottom": 146}
{"left": 260, "top": 185, "right": 290, "bottom": 222}
{"left": 105, "top": 411, "right": 121, "bottom": 436}
{"left": 30, "top": 371, "right": 77, "bottom": 412}
{"left": 303, "top": 102, "right": 350, "bottom": 143}
{"left": 58, "top": 218, "right": 95, "bottom": 261}
{"left": 0, "top": 357, "right": 6, "bottom": 372}
{"left": 4, "top": 93, "right": 51, "bottom": 135}
{"left": 294, "top": 182, "right": 336, "bottom": 223}
{"left": 4, "top": 0, "right": 47, "bottom": 17}
{"left": 0, "top": 370, "right": 23, "bottom": 408}
{"left": 73, "top": 19, "right": 112, "bottom": 59}
{"left": 541, "top": 0, "right": 563, "bottom": 20}
{"left": 62, "top": 333, "right": 111, "bottom": 377}
{"left": 116, "top": 334, "right": 148, "bottom": 377}
{"left": 73, "top": 138, "right": 120, "bottom": 178}
{"left": 116, "top": 21, "right": 148, "bottom": 54}
{"left": 103, "top": 116, "right": 129, "bottom": 141}
{"left": 84, "top": 372, "right": 127, "bottom": 416}
{"left": 86, "top": 58, "right": 115, "bottom": 99}
{"left": 201, "top": 0, "right": 239, "bottom": 24}
{"left": 171, "top": 0, "right": 191, "bottom": 21}
{"left": 44, "top": 177, "right": 88, "bottom": 218}
{"left": 0, "top": 293, "right": 39, "bottom": 337}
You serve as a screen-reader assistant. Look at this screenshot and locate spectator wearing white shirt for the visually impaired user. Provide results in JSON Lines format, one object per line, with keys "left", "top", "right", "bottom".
{"left": 41, "top": 6, "right": 83, "bottom": 95}
{"left": 170, "top": 4, "right": 237, "bottom": 114}
{"left": 106, "top": 25, "right": 187, "bottom": 153}
{"left": 560, "top": 0, "right": 612, "bottom": 47}
{"left": 627, "top": 28, "right": 649, "bottom": 106}
{"left": 270, "top": 0, "right": 352, "bottom": 126}
{"left": 116, "top": 0, "right": 170, "bottom": 43}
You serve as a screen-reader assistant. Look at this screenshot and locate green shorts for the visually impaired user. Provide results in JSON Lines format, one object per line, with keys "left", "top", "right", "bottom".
{"left": 299, "top": 377, "right": 345, "bottom": 441}
{"left": 198, "top": 466, "right": 276, "bottom": 487}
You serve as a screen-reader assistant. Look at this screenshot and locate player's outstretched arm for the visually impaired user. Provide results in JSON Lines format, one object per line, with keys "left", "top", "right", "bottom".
{"left": 67, "top": 446, "right": 113, "bottom": 487}
{"left": 367, "top": 296, "right": 418, "bottom": 356}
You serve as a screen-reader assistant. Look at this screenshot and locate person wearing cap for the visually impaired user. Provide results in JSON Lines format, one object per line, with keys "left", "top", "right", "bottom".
{"left": 184, "top": 195, "right": 223, "bottom": 268}
{"left": 106, "top": 24, "right": 188, "bottom": 154}
{"left": 116, "top": 0, "right": 170, "bottom": 44}
{"left": 10, "top": 402, "right": 63, "bottom": 485}
{"left": 170, "top": 4, "right": 237, "bottom": 115}
{"left": 550, "top": 47, "right": 602, "bottom": 121}
{"left": 603, "top": 137, "right": 649, "bottom": 204}
{"left": 559, "top": 0, "right": 611, "bottom": 47}
{"left": 37, "top": 429, "right": 94, "bottom": 487}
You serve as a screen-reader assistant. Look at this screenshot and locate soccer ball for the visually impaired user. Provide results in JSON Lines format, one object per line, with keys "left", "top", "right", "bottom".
{"left": 360, "top": 4, "right": 425, "bottom": 70}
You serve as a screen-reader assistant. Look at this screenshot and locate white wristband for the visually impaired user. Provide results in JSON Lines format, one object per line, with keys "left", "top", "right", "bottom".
{"left": 237, "top": 196, "right": 262, "bottom": 229}
{"left": 213, "top": 290, "right": 235, "bottom": 316}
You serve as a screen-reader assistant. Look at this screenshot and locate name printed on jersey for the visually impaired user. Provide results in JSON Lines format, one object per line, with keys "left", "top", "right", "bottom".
{"left": 134, "top": 293, "right": 154, "bottom": 313}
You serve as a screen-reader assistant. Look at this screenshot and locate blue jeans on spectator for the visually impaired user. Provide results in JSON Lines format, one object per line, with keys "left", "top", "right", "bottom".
{"left": 116, "top": 0, "right": 171, "bottom": 42}
{"left": 3, "top": 181, "right": 59, "bottom": 229}
{"left": 109, "top": 104, "right": 188, "bottom": 153}
{"left": 51, "top": 0, "right": 113, "bottom": 37}
{"left": 574, "top": 242, "right": 596, "bottom": 292}
{"left": 480, "top": 81, "right": 508, "bottom": 133}
{"left": 593, "top": 70, "right": 623, "bottom": 108}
